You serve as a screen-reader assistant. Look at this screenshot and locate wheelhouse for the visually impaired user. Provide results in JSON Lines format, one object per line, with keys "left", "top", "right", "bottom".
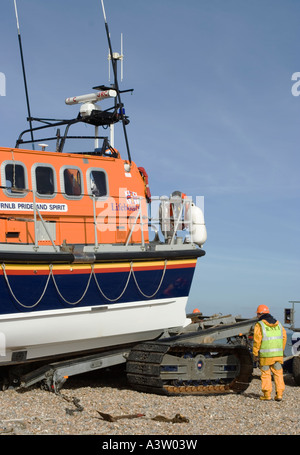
{"left": 0, "top": 146, "right": 149, "bottom": 247}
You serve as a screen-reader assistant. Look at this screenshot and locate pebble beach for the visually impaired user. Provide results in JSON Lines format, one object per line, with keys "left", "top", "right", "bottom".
{"left": 0, "top": 366, "right": 299, "bottom": 437}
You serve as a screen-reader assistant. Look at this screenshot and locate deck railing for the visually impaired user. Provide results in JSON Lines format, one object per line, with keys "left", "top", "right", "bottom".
{"left": 0, "top": 188, "right": 194, "bottom": 250}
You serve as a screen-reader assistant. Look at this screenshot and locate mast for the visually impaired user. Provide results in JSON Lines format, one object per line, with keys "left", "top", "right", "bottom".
{"left": 100, "top": 0, "right": 132, "bottom": 165}
{"left": 13, "top": 0, "right": 35, "bottom": 149}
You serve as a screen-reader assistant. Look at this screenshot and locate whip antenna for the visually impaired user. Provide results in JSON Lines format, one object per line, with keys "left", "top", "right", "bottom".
{"left": 108, "top": 33, "right": 124, "bottom": 83}
{"left": 13, "top": 0, "right": 35, "bottom": 149}
{"left": 100, "top": 0, "right": 131, "bottom": 164}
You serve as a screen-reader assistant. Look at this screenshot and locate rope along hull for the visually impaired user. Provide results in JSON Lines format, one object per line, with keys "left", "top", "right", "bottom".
{"left": 0, "top": 259, "right": 196, "bottom": 312}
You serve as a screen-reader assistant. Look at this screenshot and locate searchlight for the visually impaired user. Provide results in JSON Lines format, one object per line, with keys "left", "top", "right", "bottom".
{"left": 65, "top": 89, "right": 117, "bottom": 105}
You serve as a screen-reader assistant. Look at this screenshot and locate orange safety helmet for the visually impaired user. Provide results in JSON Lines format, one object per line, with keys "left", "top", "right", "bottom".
{"left": 256, "top": 304, "right": 270, "bottom": 314}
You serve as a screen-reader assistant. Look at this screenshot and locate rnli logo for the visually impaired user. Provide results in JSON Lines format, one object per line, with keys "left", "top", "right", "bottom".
{"left": 125, "top": 190, "right": 139, "bottom": 207}
{"left": 95, "top": 188, "right": 145, "bottom": 232}
{"left": 110, "top": 190, "right": 140, "bottom": 212}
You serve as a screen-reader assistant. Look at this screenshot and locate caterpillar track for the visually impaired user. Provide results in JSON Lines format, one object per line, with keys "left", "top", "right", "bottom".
{"left": 126, "top": 341, "right": 253, "bottom": 396}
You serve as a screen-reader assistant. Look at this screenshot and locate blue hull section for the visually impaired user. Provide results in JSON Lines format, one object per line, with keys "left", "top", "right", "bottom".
{"left": 0, "top": 262, "right": 197, "bottom": 314}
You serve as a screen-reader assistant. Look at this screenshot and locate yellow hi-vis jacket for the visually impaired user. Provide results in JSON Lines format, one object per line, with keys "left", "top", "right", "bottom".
{"left": 253, "top": 319, "right": 287, "bottom": 366}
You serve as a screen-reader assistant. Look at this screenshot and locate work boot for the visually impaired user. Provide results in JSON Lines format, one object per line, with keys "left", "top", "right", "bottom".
{"left": 275, "top": 394, "right": 282, "bottom": 402}
{"left": 259, "top": 393, "right": 271, "bottom": 401}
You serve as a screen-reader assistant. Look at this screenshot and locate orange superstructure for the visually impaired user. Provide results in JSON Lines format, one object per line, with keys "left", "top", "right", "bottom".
{"left": 0, "top": 146, "right": 149, "bottom": 247}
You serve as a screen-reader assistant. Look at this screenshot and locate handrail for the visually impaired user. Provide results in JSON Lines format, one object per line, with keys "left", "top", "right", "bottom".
{"left": 92, "top": 195, "right": 99, "bottom": 250}
{"left": 0, "top": 191, "right": 194, "bottom": 249}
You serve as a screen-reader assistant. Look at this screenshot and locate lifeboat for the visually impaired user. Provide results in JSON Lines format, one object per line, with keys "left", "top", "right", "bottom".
{"left": 0, "top": 4, "right": 207, "bottom": 367}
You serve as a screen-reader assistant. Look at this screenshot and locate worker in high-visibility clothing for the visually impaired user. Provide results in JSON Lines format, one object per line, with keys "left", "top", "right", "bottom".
{"left": 253, "top": 305, "right": 287, "bottom": 401}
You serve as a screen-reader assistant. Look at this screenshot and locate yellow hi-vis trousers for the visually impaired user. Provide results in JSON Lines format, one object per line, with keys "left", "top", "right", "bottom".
{"left": 260, "top": 362, "right": 285, "bottom": 396}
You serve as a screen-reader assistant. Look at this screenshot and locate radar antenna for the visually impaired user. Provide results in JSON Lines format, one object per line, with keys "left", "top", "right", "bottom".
{"left": 101, "top": 0, "right": 132, "bottom": 165}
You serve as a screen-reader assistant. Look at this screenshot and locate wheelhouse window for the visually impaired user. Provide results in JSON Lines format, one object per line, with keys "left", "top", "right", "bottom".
{"left": 63, "top": 168, "right": 82, "bottom": 197}
{"left": 5, "top": 163, "right": 26, "bottom": 194}
{"left": 89, "top": 170, "right": 107, "bottom": 197}
{"left": 35, "top": 166, "right": 55, "bottom": 196}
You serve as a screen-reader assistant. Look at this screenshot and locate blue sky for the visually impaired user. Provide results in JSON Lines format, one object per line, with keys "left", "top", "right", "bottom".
{"left": 0, "top": 0, "right": 299, "bottom": 323}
